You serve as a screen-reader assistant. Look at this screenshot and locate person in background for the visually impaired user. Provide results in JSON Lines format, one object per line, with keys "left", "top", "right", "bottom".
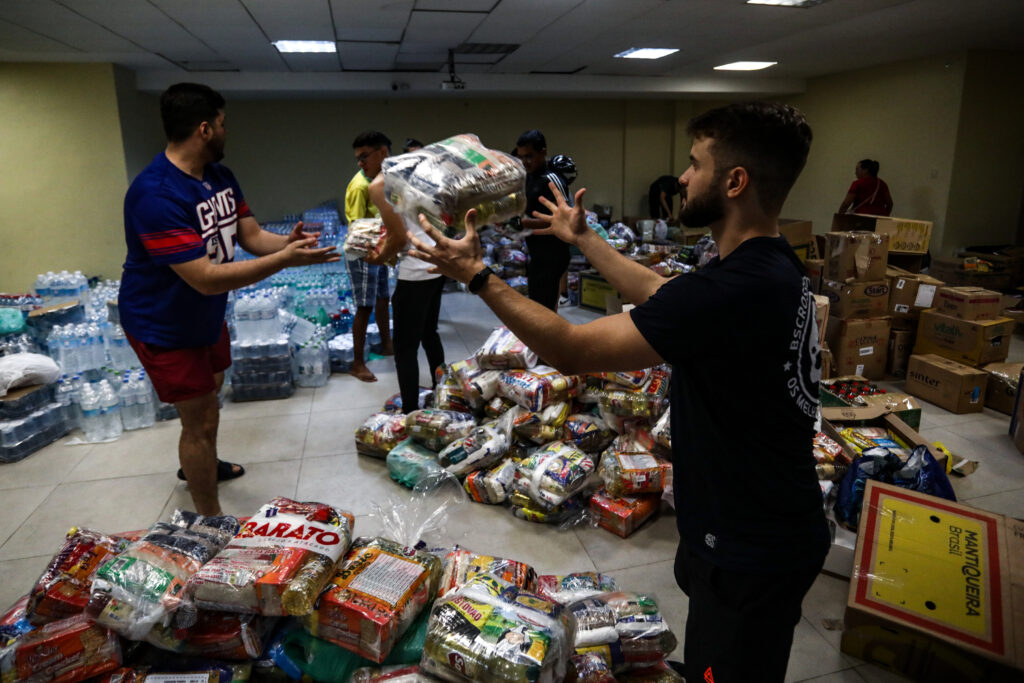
{"left": 839, "top": 158, "right": 893, "bottom": 216}
{"left": 403, "top": 138, "right": 423, "bottom": 153}
{"left": 119, "top": 82, "right": 338, "bottom": 516}
{"left": 649, "top": 174, "right": 682, "bottom": 220}
{"left": 515, "top": 129, "right": 572, "bottom": 311}
{"left": 547, "top": 154, "right": 578, "bottom": 306}
{"left": 408, "top": 101, "right": 828, "bottom": 683}
{"left": 345, "top": 130, "right": 395, "bottom": 382}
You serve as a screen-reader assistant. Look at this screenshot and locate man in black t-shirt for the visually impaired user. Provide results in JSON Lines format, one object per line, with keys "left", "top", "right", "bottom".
{"left": 649, "top": 174, "right": 681, "bottom": 219}
{"left": 408, "top": 102, "right": 829, "bottom": 683}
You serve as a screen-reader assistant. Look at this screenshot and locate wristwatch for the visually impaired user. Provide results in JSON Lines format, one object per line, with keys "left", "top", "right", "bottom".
{"left": 467, "top": 266, "right": 494, "bottom": 294}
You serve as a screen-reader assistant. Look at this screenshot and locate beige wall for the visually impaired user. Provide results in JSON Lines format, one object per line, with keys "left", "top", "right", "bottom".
{"left": 0, "top": 63, "right": 130, "bottom": 291}
{"left": 112, "top": 66, "right": 164, "bottom": 182}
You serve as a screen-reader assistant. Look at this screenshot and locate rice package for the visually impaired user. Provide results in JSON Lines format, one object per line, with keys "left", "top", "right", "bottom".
{"left": 344, "top": 218, "right": 387, "bottom": 259}
{"left": 598, "top": 370, "right": 669, "bottom": 419}
{"left": 512, "top": 402, "right": 569, "bottom": 445}
{"left": 475, "top": 327, "right": 537, "bottom": 371}
{"left": 380, "top": 134, "right": 526, "bottom": 236}
{"left": 88, "top": 511, "right": 238, "bottom": 640}
{"left": 463, "top": 459, "right": 518, "bottom": 504}
{"left": 650, "top": 408, "right": 671, "bottom": 450}
{"left": 593, "top": 370, "right": 651, "bottom": 389}
{"left": 0, "top": 614, "right": 121, "bottom": 683}
{"left": 512, "top": 441, "right": 596, "bottom": 511}
{"left": 356, "top": 412, "right": 409, "bottom": 459}
{"left": 567, "top": 593, "right": 677, "bottom": 672}
{"left": 497, "top": 367, "right": 577, "bottom": 412}
{"left": 597, "top": 453, "right": 672, "bottom": 497}
{"left": 26, "top": 527, "right": 130, "bottom": 625}
{"left": 188, "top": 498, "right": 355, "bottom": 617}
{"left": 305, "top": 537, "right": 442, "bottom": 663}
{"left": 508, "top": 492, "right": 587, "bottom": 526}
{"left": 588, "top": 491, "right": 660, "bottom": 539}
{"left": 536, "top": 574, "right": 619, "bottom": 606}
{"left": 560, "top": 414, "right": 614, "bottom": 454}
{"left": 421, "top": 573, "right": 576, "bottom": 683}
{"left": 438, "top": 423, "right": 509, "bottom": 477}
{"left": 387, "top": 438, "right": 444, "bottom": 488}
{"left": 405, "top": 409, "right": 476, "bottom": 451}
{"left": 439, "top": 548, "right": 537, "bottom": 598}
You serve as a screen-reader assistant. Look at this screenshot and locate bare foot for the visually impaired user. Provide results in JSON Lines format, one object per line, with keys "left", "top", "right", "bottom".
{"left": 378, "top": 342, "right": 395, "bottom": 356}
{"left": 350, "top": 363, "right": 377, "bottom": 382}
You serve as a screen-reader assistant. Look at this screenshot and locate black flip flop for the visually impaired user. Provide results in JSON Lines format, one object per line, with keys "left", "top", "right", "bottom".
{"left": 177, "top": 460, "right": 246, "bottom": 482}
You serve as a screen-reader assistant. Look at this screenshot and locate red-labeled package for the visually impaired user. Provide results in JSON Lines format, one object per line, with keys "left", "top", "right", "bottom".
{"left": 589, "top": 490, "right": 660, "bottom": 538}
{"left": 0, "top": 614, "right": 121, "bottom": 683}
{"left": 438, "top": 547, "right": 538, "bottom": 597}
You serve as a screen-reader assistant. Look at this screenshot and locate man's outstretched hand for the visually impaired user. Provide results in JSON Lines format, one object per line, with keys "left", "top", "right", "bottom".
{"left": 532, "top": 185, "right": 590, "bottom": 246}
{"left": 287, "top": 220, "right": 321, "bottom": 246}
{"left": 407, "top": 211, "right": 486, "bottom": 284}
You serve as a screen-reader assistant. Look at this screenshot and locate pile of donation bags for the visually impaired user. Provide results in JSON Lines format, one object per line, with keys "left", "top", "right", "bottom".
{"left": 0, "top": 486, "right": 682, "bottom": 683}
{"left": 354, "top": 325, "right": 674, "bottom": 538}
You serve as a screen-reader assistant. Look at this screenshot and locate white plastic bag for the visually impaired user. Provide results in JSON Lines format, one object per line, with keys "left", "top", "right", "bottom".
{"left": 0, "top": 353, "right": 60, "bottom": 397}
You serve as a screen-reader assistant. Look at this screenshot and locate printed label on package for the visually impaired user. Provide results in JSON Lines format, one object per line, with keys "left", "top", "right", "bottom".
{"left": 896, "top": 279, "right": 906, "bottom": 290}
{"left": 915, "top": 284, "right": 938, "bottom": 309}
{"left": 232, "top": 512, "right": 347, "bottom": 561}
{"left": 895, "top": 304, "right": 909, "bottom": 313}
{"left": 146, "top": 675, "right": 211, "bottom": 683}
{"left": 348, "top": 553, "right": 424, "bottom": 606}
{"left": 859, "top": 346, "right": 874, "bottom": 356}
{"left": 616, "top": 454, "right": 658, "bottom": 471}
{"left": 856, "top": 364, "right": 865, "bottom": 375}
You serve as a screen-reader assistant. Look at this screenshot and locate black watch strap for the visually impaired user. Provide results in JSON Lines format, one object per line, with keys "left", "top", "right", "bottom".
{"left": 468, "top": 266, "right": 494, "bottom": 294}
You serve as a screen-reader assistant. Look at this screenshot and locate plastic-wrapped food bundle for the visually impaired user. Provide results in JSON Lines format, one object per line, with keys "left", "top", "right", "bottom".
{"left": 513, "top": 441, "right": 596, "bottom": 511}
{"left": 88, "top": 511, "right": 239, "bottom": 641}
{"left": 439, "top": 548, "right": 538, "bottom": 598}
{"left": 475, "top": 327, "right": 537, "bottom": 371}
{"left": 536, "top": 574, "right": 618, "bottom": 606}
{"left": 512, "top": 402, "right": 569, "bottom": 445}
{"left": 405, "top": 410, "right": 476, "bottom": 451}
{"left": 463, "top": 459, "right": 518, "bottom": 504}
{"left": 0, "top": 598, "right": 32, "bottom": 647}
{"left": 594, "top": 370, "right": 651, "bottom": 390}
{"left": 434, "top": 372, "right": 472, "bottom": 414}
{"left": 26, "top": 527, "right": 130, "bottom": 625}
{"left": 187, "top": 498, "right": 354, "bottom": 617}
{"left": 380, "top": 134, "right": 526, "bottom": 237}
{"left": 498, "top": 367, "right": 577, "bottom": 412}
{"left": 383, "top": 388, "right": 433, "bottom": 414}
{"left": 344, "top": 218, "right": 387, "bottom": 259}
{"left": 567, "top": 652, "right": 616, "bottom": 683}
{"left": 0, "top": 614, "right": 122, "bottom": 683}
{"left": 597, "top": 453, "right": 672, "bottom": 497}
{"left": 560, "top": 414, "right": 615, "bottom": 454}
{"left": 472, "top": 371, "right": 503, "bottom": 402}
{"left": 387, "top": 439, "right": 445, "bottom": 488}
{"left": 508, "top": 492, "right": 587, "bottom": 526}
{"left": 589, "top": 490, "right": 660, "bottom": 538}
{"left": 421, "top": 573, "right": 575, "bottom": 683}
{"left": 567, "top": 593, "right": 677, "bottom": 672}
{"left": 598, "top": 370, "right": 669, "bottom": 419}
{"left": 351, "top": 664, "right": 431, "bottom": 682}
{"left": 650, "top": 408, "right": 671, "bottom": 450}
{"left": 448, "top": 358, "right": 484, "bottom": 409}
{"left": 304, "top": 537, "right": 441, "bottom": 663}
{"left": 146, "top": 611, "right": 271, "bottom": 659}
{"left": 813, "top": 431, "right": 848, "bottom": 465}
{"left": 439, "top": 423, "right": 510, "bottom": 477}
{"left": 483, "top": 396, "right": 515, "bottom": 418}
{"left": 356, "top": 412, "right": 410, "bottom": 459}
{"left": 607, "top": 430, "right": 657, "bottom": 456}
{"left": 617, "top": 661, "right": 685, "bottom": 682}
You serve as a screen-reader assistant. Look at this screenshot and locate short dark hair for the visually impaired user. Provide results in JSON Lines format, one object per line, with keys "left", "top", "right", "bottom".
{"left": 516, "top": 129, "right": 546, "bottom": 152}
{"left": 160, "top": 83, "right": 225, "bottom": 143}
{"left": 686, "top": 101, "right": 812, "bottom": 215}
{"left": 403, "top": 138, "right": 423, "bottom": 152}
{"left": 352, "top": 131, "right": 391, "bottom": 150}
{"left": 858, "top": 159, "right": 880, "bottom": 176}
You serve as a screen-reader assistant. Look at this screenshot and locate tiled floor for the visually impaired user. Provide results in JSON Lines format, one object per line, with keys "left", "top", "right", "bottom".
{"left": 2, "top": 291, "right": 1023, "bottom": 683}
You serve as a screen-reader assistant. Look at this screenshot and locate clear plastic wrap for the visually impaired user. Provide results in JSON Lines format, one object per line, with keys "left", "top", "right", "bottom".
{"left": 438, "top": 548, "right": 538, "bottom": 598}
{"left": 386, "top": 438, "right": 445, "bottom": 489}
{"left": 0, "top": 614, "right": 122, "bottom": 683}
{"left": 597, "top": 453, "right": 672, "bottom": 497}
{"left": 597, "top": 370, "right": 669, "bottom": 419}
{"left": 303, "top": 537, "right": 442, "bottom": 663}
{"left": 350, "top": 664, "right": 432, "bottom": 682}
{"left": 560, "top": 413, "right": 615, "bottom": 454}
{"left": 0, "top": 598, "right": 32, "bottom": 647}
{"left": 463, "top": 458, "right": 518, "bottom": 504}
{"left": 145, "top": 611, "right": 272, "bottom": 659}
{"left": 380, "top": 134, "right": 526, "bottom": 237}
{"left": 512, "top": 441, "right": 596, "bottom": 511}
{"left": 508, "top": 492, "right": 589, "bottom": 528}
{"left": 26, "top": 527, "right": 130, "bottom": 625}
{"left": 497, "top": 367, "right": 577, "bottom": 413}
{"left": 448, "top": 358, "right": 484, "bottom": 410}
{"left": 511, "top": 402, "right": 570, "bottom": 445}
{"left": 593, "top": 370, "right": 651, "bottom": 390}
{"left": 405, "top": 410, "right": 477, "bottom": 452}
{"left": 421, "top": 573, "right": 576, "bottom": 683}
{"left": 344, "top": 218, "right": 387, "bottom": 260}
{"left": 567, "top": 652, "right": 616, "bottom": 683}
{"left": 383, "top": 388, "right": 433, "bottom": 414}
{"left": 356, "top": 412, "right": 410, "bottom": 459}
{"left": 475, "top": 328, "right": 537, "bottom": 371}
{"left": 483, "top": 396, "right": 515, "bottom": 419}
{"left": 650, "top": 408, "right": 671, "bottom": 450}
{"left": 589, "top": 490, "right": 660, "bottom": 538}
{"left": 471, "top": 371, "right": 503, "bottom": 403}
{"left": 433, "top": 371, "right": 473, "bottom": 414}
{"left": 568, "top": 592, "right": 677, "bottom": 672}
{"left": 438, "top": 422, "right": 510, "bottom": 477}
{"left": 536, "top": 574, "right": 619, "bottom": 606}
{"left": 186, "top": 498, "right": 355, "bottom": 617}
{"left": 87, "top": 511, "right": 239, "bottom": 641}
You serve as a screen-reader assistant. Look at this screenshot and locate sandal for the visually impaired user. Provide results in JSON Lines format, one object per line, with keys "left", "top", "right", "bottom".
{"left": 177, "top": 460, "right": 246, "bottom": 482}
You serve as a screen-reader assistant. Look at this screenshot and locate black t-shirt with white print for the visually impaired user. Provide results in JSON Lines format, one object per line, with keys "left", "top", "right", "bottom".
{"left": 630, "top": 235, "right": 830, "bottom": 572}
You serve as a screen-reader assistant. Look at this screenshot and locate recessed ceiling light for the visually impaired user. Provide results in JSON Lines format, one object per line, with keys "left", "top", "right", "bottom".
{"left": 746, "top": 0, "right": 828, "bottom": 7}
{"left": 714, "top": 61, "right": 778, "bottom": 71}
{"left": 272, "top": 40, "right": 336, "bottom": 53}
{"left": 614, "top": 48, "right": 679, "bottom": 60}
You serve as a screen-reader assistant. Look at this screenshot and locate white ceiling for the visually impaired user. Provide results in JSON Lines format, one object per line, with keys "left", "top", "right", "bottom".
{"left": 0, "top": 0, "right": 1021, "bottom": 98}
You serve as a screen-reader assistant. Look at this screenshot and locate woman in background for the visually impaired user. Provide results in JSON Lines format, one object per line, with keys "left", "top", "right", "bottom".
{"left": 839, "top": 158, "right": 893, "bottom": 216}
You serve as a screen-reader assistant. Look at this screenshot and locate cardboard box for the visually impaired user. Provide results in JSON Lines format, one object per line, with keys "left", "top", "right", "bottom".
{"left": 886, "top": 266, "right": 943, "bottom": 326}
{"left": 887, "top": 328, "right": 915, "bottom": 378}
{"left": 580, "top": 271, "right": 623, "bottom": 312}
{"left": 821, "top": 343, "right": 834, "bottom": 380}
{"left": 936, "top": 286, "right": 1004, "bottom": 321}
{"left": 821, "top": 406, "right": 932, "bottom": 464}
{"left": 778, "top": 218, "right": 813, "bottom": 262}
{"left": 821, "top": 279, "right": 889, "bottom": 319}
{"left": 982, "top": 361, "right": 1023, "bottom": 415}
{"left": 826, "top": 316, "right": 891, "bottom": 380}
{"left": 840, "top": 481, "right": 1024, "bottom": 681}
{"left": 806, "top": 258, "right": 824, "bottom": 294}
{"left": 824, "top": 231, "right": 889, "bottom": 282}
{"left": 1012, "top": 370, "right": 1024, "bottom": 454}
{"left": 930, "top": 257, "right": 1013, "bottom": 291}
{"left": 831, "top": 213, "right": 933, "bottom": 254}
{"left": 914, "top": 310, "right": 1014, "bottom": 367}
{"left": 905, "top": 354, "right": 988, "bottom": 414}
{"left": 813, "top": 294, "right": 829, "bottom": 346}
{"left": 819, "top": 377, "right": 921, "bottom": 429}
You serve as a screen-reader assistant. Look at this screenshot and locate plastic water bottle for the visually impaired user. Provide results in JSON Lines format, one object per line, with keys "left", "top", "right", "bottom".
{"left": 120, "top": 377, "right": 138, "bottom": 430}
{"left": 99, "top": 382, "right": 122, "bottom": 440}
{"left": 136, "top": 372, "right": 156, "bottom": 428}
{"left": 338, "top": 308, "right": 354, "bottom": 334}
{"left": 55, "top": 377, "right": 76, "bottom": 428}
{"left": 260, "top": 293, "right": 277, "bottom": 340}
{"left": 80, "top": 387, "right": 103, "bottom": 442}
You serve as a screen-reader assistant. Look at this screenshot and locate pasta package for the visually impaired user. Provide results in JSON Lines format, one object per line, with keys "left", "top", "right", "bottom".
{"left": 497, "top": 367, "right": 577, "bottom": 413}
{"left": 27, "top": 527, "right": 130, "bottom": 625}
{"left": 475, "top": 328, "right": 538, "bottom": 371}
{"left": 439, "top": 548, "right": 537, "bottom": 598}
{"left": 536, "top": 574, "right": 618, "bottom": 606}
{"left": 560, "top": 414, "right": 614, "bottom": 454}
{"left": 512, "top": 442, "right": 596, "bottom": 511}
{"left": 344, "top": 218, "right": 387, "bottom": 259}
{"left": 305, "top": 537, "right": 442, "bottom": 664}
{"left": 421, "top": 574, "right": 575, "bottom": 683}
{"left": 593, "top": 370, "right": 651, "bottom": 389}
{"left": 188, "top": 498, "right": 354, "bottom": 617}
{"left": 568, "top": 593, "right": 677, "bottom": 672}
{"left": 0, "top": 614, "right": 121, "bottom": 683}
{"left": 597, "top": 453, "right": 672, "bottom": 497}
{"left": 439, "top": 423, "right": 510, "bottom": 477}
{"left": 356, "top": 413, "right": 409, "bottom": 459}
{"left": 589, "top": 491, "right": 660, "bottom": 539}
{"left": 387, "top": 438, "right": 444, "bottom": 488}
{"left": 405, "top": 410, "right": 476, "bottom": 452}
{"left": 463, "top": 458, "right": 518, "bottom": 505}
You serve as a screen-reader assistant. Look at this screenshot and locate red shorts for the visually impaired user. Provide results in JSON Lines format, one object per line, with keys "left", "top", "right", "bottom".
{"left": 126, "top": 323, "right": 232, "bottom": 404}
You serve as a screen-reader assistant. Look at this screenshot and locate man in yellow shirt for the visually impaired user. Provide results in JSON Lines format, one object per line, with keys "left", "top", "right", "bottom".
{"left": 345, "top": 130, "right": 394, "bottom": 381}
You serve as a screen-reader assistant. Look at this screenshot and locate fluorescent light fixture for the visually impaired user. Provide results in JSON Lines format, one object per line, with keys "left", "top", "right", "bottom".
{"left": 272, "top": 40, "right": 336, "bottom": 53}
{"left": 614, "top": 47, "right": 679, "bottom": 60}
{"left": 747, "top": 0, "right": 828, "bottom": 7}
{"left": 714, "top": 61, "right": 778, "bottom": 71}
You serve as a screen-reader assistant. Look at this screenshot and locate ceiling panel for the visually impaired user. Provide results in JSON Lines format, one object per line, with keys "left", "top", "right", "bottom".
{"left": 469, "top": 0, "right": 582, "bottom": 44}
{"left": 279, "top": 52, "right": 342, "bottom": 72}
{"left": 402, "top": 10, "right": 485, "bottom": 46}
{"left": 242, "top": 0, "right": 334, "bottom": 42}
{"left": 0, "top": 17, "right": 79, "bottom": 52}
{"left": 339, "top": 42, "right": 399, "bottom": 70}
{"left": 415, "top": 0, "right": 497, "bottom": 11}
{"left": 331, "top": 0, "right": 412, "bottom": 42}
{"left": 152, "top": 0, "right": 286, "bottom": 70}
{"left": 0, "top": 0, "right": 140, "bottom": 52}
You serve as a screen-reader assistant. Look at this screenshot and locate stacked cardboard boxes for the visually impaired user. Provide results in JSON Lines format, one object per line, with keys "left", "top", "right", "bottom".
{"left": 884, "top": 267, "right": 944, "bottom": 377}
{"left": 913, "top": 286, "right": 1014, "bottom": 368}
